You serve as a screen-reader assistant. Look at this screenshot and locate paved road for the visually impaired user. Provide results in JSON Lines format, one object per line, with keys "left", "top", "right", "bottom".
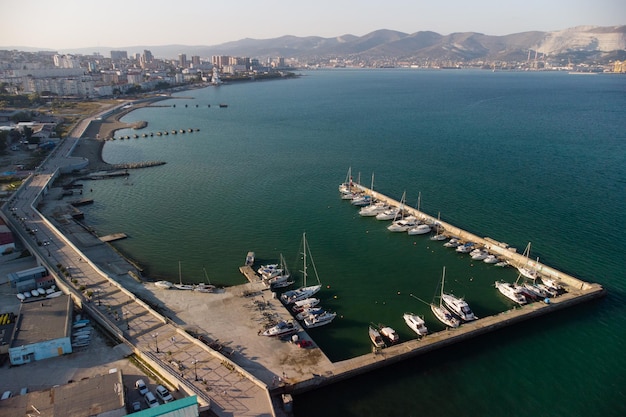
{"left": 1, "top": 104, "right": 276, "bottom": 417}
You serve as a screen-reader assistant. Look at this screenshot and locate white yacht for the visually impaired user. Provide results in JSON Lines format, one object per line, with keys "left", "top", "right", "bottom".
{"left": 470, "top": 249, "right": 488, "bottom": 260}
{"left": 483, "top": 254, "right": 499, "bottom": 264}
{"left": 387, "top": 216, "right": 417, "bottom": 232}
{"left": 407, "top": 223, "right": 432, "bottom": 235}
{"left": 375, "top": 207, "right": 401, "bottom": 220}
{"left": 154, "top": 280, "right": 173, "bottom": 289}
{"left": 303, "top": 311, "right": 337, "bottom": 328}
{"left": 443, "top": 238, "right": 460, "bottom": 248}
{"left": 495, "top": 281, "right": 527, "bottom": 305}
{"left": 403, "top": 313, "right": 428, "bottom": 336}
{"left": 442, "top": 293, "right": 477, "bottom": 321}
{"left": 379, "top": 325, "right": 400, "bottom": 344}
{"left": 296, "top": 307, "right": 325, "bottom": 321}
{"left": 359, "top": 201, "right": 388, "bottom": 216}
{"left": 261, "top": 320, "right": 298, "bottom": 337}
{"left": 369, "top": 325, "right": 386, "bottom": 348}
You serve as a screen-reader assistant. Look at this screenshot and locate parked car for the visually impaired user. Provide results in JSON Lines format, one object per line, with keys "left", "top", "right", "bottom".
{"left": 135, "top": 379, "right": 148, "bottom": 396}
{"left": 155, "top": 385, "right": 174, "bottom": 403}
{"left": 144, "top": 392, "right": 159, "bottom": 408}
{"left": 131, "top": 401, "right": 142, "bottom": 412}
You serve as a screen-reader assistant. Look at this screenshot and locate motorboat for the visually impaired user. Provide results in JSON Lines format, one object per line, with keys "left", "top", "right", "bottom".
{"left": 270, "top": 279, "right": 294, "bottom": 289}
{"left": 379, "top": 325, "right": 400, "bottom": 344}
{"left": 369, "top": 325, "right": 386, "bottom": 348}
{"left": 495, "top": 260, "right": 509, "bottom": 267}
{"left": 296, "top": 307, "right": 325, "bottom": 321}
{"left": 291, "top": 297, "right": 320, "bottom": 313}
{"left": 442, "top": 293, "right": 477, "bottom": 321}
{"left": 245, "top": 251, "right": 255, "bottom": 266}
{"left": 541, "top": 278, "right": 563, "bottom": 293}
{"left": 16, "top": 293, "right": 25, "bottom": 301}
{"left": 280, "top": 233, "right": 322, "bottom": 305}
{"left": 173, "top": 283, "right": 194, "bottom": 291}
{"left": 351, "top": 194, "right": 372, "bottom": 206}
{"left": 470, "top": 249, "right": 488, "bottom": 260}
{"left": 403, "top": 313, "right": 428, "bottom": 336}
{"left": 359, "top": 202, "right": 388, "bottom": 217}
{"left": 483, "top": 255, "right": 499, "bottom": 264}
{"left": 375, "top": 207, "right": 401, "bottom": 221}
{"left": 261, "top": 320, "right": 298, "bottom": 337}
{"left": 407, "top": 223, "right": 431, "bottom": 235}
{"left": 154, "top": 280, "right": 173, "bottom": 289}
{"left": 443, "top": 238, "right": 460, "bottom": 248}
{"left": 455, "top": 242, "right": 474, "bottom": 253}
{"left": 495, "top": 281, "right": 527, "bottom": 305}
{"left": 387, "top": 216, "right": 417, "bottom": 232}
{"left": 303, "top": 311, "right": 336, "bottom": 328}
{"left": 265, "top": 254, "right": 291, "bottom": 286}
{"left": 257, "top": 264, "right": 280, "bottom": 278}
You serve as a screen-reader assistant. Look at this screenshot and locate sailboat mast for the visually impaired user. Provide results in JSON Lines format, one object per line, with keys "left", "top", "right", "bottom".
{"left": 302, "top": 233, "right": 307, "bottom": 286}
{"left": 178, "top": 261, "right": 182, "bottom": 285}
{"left": 440, "top": 266, "right": 446, "bottom": 306}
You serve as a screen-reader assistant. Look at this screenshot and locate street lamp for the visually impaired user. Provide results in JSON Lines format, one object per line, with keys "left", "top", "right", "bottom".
{"left": 124, "top": 309, "right": 130, "bottom": 330}
{"left": 192, "top": 359, "right": 198, "bottom": 381}
{"left": 152, "top": 333, "right": 159, "bottom": 353}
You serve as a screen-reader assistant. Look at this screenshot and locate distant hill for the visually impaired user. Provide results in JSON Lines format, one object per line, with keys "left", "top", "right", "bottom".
{"left": 7, "top": 25, "right": 626, "bottom": 63}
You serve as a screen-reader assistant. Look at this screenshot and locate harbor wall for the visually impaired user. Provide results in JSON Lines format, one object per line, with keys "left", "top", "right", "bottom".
{"left": 288, "top": 282, "right": 604, "bottom": 394}
{"left": 358, "top": 185, "right": 594, "bottom": 291}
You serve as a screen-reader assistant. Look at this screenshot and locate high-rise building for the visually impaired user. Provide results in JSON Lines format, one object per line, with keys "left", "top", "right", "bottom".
{"left": 179, "top": 54, "right": 187, "bottom": 68}
{"left": 191, "top": 55, "right": 201, "bottom": 67}
{"left": 110, "top": 50, "right": 128, "bottom": 60}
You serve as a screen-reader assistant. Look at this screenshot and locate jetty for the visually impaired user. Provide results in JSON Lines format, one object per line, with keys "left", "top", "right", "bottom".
{"left": 99, "top": 233, "right": 128, "bottom": 243}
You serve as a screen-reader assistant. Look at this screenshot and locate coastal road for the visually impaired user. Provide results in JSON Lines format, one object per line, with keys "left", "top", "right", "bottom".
{"left": 1, "top": 103, "right": 277, "bottom": 417}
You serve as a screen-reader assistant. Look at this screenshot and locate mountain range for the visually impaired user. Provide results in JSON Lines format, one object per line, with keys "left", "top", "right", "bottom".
{"left": 8, "top": 25, "right": 626, "bottom": 63}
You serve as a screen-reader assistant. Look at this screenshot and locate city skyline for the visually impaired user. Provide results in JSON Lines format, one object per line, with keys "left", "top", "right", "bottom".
{"left": 0, "top": 0, "right": 623, "bottom": 51}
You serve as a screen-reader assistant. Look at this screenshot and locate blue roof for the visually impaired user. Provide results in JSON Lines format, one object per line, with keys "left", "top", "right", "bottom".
{"left": 130, "top": 395, "right": 198, "bottom": 417}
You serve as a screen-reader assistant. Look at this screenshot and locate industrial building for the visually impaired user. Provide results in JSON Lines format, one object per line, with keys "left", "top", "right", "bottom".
{"left": 8, "top": 295, "right": 72, "bottom": 365}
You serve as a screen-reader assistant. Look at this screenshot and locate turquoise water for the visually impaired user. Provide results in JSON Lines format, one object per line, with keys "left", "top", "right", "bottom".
{"left": 83, "top": 69, "right": 625, "bottom": 416}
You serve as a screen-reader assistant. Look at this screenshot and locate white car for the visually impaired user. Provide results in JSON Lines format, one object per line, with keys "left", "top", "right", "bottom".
{"left": 155, "top": 385, "right": 174, "bottom": 403}
{"left": 135, "top": 379, "right": 148, "bottom": 396}
{"left": 144, "top": 391, "right": 159, "bottom": 408}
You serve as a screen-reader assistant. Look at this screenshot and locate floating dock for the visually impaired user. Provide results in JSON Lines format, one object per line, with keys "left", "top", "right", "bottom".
{"left": 239, "top": 265, "right": 262, "bottom": 283}
{"left": 99, "top": 233, "right": 128, "bottom": 243}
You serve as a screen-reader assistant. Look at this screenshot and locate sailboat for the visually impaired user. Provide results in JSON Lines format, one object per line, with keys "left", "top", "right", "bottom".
{"left": 266, "top": 253, "right": 294, "bottom": 288}
{"left": 173, "top": 261, "right": 194, "bottom": 290}
{"left": 516, "top": 242, "right": 538, "bottom": 280}
{"left": 194, "top": 267, "right": 216, "bottom": 293}
{"left": 430, "top": 212, "right": 447, "bottom": 241}
{"left": 408, "top": 192, "right": 432, "bottom": 235}
{"left": 359, "top": 173, "right": 388, "bottom": 216}
{"left": 431, "top": 267, "right": 461, "bottom": 328}
{"left": 280, "top": 233, "right": 322, "bottom": 304}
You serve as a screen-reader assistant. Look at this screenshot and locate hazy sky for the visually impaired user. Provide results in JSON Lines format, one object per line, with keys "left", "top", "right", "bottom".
{"left": 1, "top": 0, "right": 623, "bottom": 51}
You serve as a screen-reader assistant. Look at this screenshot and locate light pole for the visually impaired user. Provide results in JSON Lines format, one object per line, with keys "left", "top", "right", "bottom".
{"left": 152, "top": 333, "right": 159, "bottom": 353}
{"left": 192, "top": 359, "right": 198, "bottom": 381}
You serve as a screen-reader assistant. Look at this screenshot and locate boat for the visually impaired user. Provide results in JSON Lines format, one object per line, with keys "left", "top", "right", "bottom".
{"left": 30, "top": 290, "right": 40, "bottom": 297}
{"left": 296, "top": 307, "right": 325, "bottom": 321}
{"left": 291, "top": 297, "right": 320, "bottom": 313}
{"left": 154, "top": 280, "right": 173, "bottom": 289}
{"left": 442, "top": 292, "right": 477, "bottom": 321}
{"left": 378, "top": 325, "right": 400, "bottom": 344}
{"left": 16, "top": 293, "right": 25, "bottom": 301}
{"left": 257, "top": 263, "right": 280, "bottom": 278}
{"left": 46, "top": 291, "right": 63, "bottom": 298}
{"left": 403, "top": 313, "right": 428, "bottom": 336}
{"left": 470, "top": 249, "right": 488, "bottom": 260}
{"left": 173, "top": 261, "right": 194, "bottom": 290}
{"left": 455, "top": 242, "right": 474, "bottom": 253}
{"left": 359, "top": 201, "right": 388, "bottom": 216}
{"left": 516, "top": 242, "right": 538, "bottom": 280}
{"left": 495, "top": 281, "right": 527, "bottom": 305}
{"left": 245, "top": 251, "right": 255, "bottom": 266}
{"left": 36, "top": 288, "right": 46, "bottom": 296}
{"left": 430, "top": 267, "right": 461, "bottom": 328}
{"left": 495, "top": 260, "right": 509, "bottom": 267}
{"left": 387, "top": 217, "right": 417, "bottom": 232}
{"left": 430, "top": 213, "right": 447, "bottom": 240}
{"left": 265, "top": 254, "right": 291, "bottom": 287}
{"left": 522, "top": 282, "right": 549, "bottom": 299}
{"left": 338, "top": 167, "right": 353, "bottom": 194}
{"left": 303, "top": 311, "right": 336, "bottom": 328}
{"left": 443, "top": 237, "right": 460, "bottom": 248}
{"left": 23, "top": 291, "right": 31, "bottom": 298}
{"left": 369, "top": 325, "right": 386, "bottom": 348}
{"left": 351, "top": 194, "right": 372, "bottom": 206}
{"left": 375, "top": 207, "right": 401, "bottom": 221}
{"left": 280, "top": 233, "right": 322, "bottom": 304}
{"left": 407, "top": 223, "right": 431, "bottom": 235}
{"left": 541, "top": 278, "right": 563, "bottom": 293}
{"left": 483, "top": 254, "right": 499, "bottom": 264}
{"left": 261, "top": 320, "right": 298, "bottom": 337}
{"left": 194, "top": 268, "right": 216, "bottom": 293}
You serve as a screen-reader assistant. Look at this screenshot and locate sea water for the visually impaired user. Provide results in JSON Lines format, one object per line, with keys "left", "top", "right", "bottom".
{"left": 83, "top": 69, "right": 625, "bottom": 416}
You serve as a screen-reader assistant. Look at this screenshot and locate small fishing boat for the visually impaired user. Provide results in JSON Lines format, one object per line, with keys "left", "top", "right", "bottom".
{"left": 245, "top": 251, "right": 255, "bottom": 266}
{"left": 379, "top": 325, "right": 400, "bottom": 344}
{"left": 303, "top": 311, "right": 337, "bottom": 328}
{"left": 154, "top": 280, "right": 173, "bottom": 289}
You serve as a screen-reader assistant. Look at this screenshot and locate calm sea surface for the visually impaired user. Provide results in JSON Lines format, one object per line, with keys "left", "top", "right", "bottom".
{"left": 85, "top": 69, "right": 625, "bottom": 416}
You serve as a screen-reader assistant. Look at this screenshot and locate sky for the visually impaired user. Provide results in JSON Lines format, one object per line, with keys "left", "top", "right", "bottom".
{"left": 0, "top": 0, "right": 623, "bottom": 51}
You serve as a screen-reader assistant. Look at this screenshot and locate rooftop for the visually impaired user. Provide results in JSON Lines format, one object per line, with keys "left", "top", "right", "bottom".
{"left": 11, "top": 295, "right": 72, "bottom": 346}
